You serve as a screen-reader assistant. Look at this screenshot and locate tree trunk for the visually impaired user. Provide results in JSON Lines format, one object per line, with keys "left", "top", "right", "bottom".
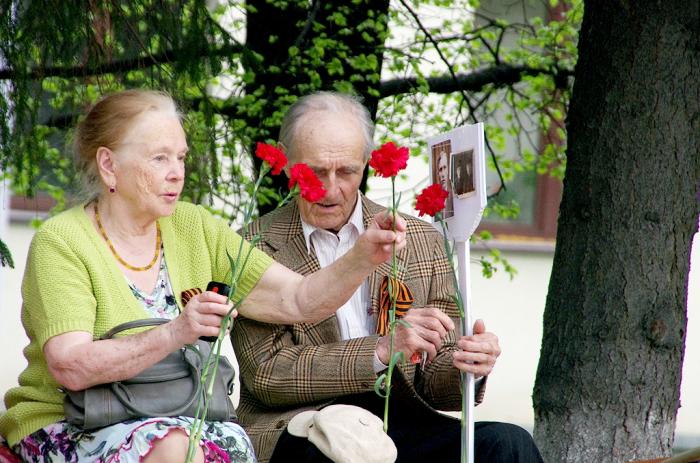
{"left": 533, "top": 1, "right": 700, "bottom": 462}
{"left": 244, "top": 0, "right": 390, "bottom": 212}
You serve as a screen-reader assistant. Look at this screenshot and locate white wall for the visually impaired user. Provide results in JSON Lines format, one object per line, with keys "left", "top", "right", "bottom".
{"left": 470, "top": 249, "right": 549, "bottom": 428}
{"left": 1, "top": 221, "right": 698, "bottom": 447}
{"left": 678, "top": 232, "right": 700, "bottom": 446}
{"left": 0, "top": 221, "right": 32, "bottom": 395}
{"left": 0, "top": 182, "right": 6, "bottom": 319}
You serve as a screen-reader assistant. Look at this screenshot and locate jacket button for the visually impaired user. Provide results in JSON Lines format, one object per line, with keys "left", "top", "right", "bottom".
{"left": 275, "top": 420, "right": 286, "bottom": 429}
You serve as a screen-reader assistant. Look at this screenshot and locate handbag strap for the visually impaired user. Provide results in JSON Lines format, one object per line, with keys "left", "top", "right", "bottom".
{"left": 100, "top": 318, "right": 169, "bottom": 340}
{"left": 102, "top": 318, "right": 205, "bottom": 417}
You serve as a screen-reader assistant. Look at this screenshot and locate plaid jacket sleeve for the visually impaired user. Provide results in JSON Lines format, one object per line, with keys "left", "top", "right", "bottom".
{"left": 234, "top": 315, "right": 381, "bottom": 407}
{"left": 233, "top": 213, "right": 380, "bottom": 407}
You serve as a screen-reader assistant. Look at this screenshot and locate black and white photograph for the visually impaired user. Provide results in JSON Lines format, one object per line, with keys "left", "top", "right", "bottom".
{"left": 452, "top": 148, "right": 475, "bottom": 198}
{"left": 431, "top": 140, "right": 454, "bottom": 219}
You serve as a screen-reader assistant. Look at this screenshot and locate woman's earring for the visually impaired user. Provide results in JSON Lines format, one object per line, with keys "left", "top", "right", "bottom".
{"left": 109, "top": 186, "right": 116, "bottom": 193}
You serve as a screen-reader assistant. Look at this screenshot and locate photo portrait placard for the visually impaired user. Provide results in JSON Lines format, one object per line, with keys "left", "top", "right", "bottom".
{"left": 427, "top": 123, "right": 486, "bottom": 242}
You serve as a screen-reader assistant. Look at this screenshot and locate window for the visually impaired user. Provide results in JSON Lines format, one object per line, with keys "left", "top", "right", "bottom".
{"left": 478, "top": 173, "right": 561, "bottom": 241}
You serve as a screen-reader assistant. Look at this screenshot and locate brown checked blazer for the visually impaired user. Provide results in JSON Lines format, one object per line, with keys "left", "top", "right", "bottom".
{"left": 233, "top": 195, "right": 485, "bottom": 463}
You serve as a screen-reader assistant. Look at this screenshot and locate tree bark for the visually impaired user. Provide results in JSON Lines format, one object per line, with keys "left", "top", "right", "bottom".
{"left": 533, "top": 1, "right": 700, "bottom": 461}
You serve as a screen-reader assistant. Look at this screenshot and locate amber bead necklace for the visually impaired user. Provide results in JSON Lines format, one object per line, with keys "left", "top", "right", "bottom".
{"left": 94, "top": 200, "right": 161, "bottom": 272}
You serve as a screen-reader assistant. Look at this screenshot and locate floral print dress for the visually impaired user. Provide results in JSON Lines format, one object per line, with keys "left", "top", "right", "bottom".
{"left": 14, "top": 256, "right": 256, "bottom": 463}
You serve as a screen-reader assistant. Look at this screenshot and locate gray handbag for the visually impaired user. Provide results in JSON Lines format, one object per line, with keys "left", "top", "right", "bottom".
{"left": 63, "top": 319, "right": 237, "bottom": 430}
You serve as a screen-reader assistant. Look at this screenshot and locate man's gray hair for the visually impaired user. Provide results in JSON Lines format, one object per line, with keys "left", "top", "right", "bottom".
{"left": 279, "top": 91, "right": 375, "bottom": 161}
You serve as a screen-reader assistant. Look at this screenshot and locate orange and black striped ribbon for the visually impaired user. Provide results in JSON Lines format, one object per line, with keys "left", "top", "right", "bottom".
{"left": 377, "top": 276, "right": 424, "bottom": 364}
{"left": 376, "top": 276, "right": 414, "bottom": 336}
{"left": 181, "top": 287, "right": 203, "bottom": 307}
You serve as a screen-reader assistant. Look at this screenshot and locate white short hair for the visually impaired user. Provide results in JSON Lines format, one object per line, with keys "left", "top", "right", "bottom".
{"left": 279, "top": 92, "right": 375, "bottom": 161}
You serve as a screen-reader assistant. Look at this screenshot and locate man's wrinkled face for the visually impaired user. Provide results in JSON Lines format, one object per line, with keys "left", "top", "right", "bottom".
{"left": 288, "top": 111, "right": 367, "bottom": 232}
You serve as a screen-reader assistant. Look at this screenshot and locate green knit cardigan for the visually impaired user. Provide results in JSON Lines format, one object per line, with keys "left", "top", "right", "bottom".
{"left": 0, "top": 202, "right": 273, "bottom": 446}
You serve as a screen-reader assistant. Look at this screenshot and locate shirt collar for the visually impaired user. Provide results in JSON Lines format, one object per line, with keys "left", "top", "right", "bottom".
{"left": 300, "top": 195, "right": 364, "bottom": 254}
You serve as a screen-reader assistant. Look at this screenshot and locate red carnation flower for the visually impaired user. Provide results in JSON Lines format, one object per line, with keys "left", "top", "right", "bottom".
{"left": 369, "top": 142, "right": 409, "bottom": 178}
{"left": 255, "top": 142, "right": 287, "bottom": 175}
{"left": 288, "top": 163, "right": 327, "bottom": 203}
{"left": 415, "top": 184, "right": 448, "bottom": 217}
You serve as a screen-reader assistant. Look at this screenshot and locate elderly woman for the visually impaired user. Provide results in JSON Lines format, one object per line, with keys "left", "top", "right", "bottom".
{"left": 0, "top": 90, "right": 406, "bottom": 462}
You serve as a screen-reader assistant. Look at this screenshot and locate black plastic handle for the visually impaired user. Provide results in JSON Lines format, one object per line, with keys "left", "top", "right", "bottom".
{"left": 200, "top": 281, "right": 232, "bottom": 342}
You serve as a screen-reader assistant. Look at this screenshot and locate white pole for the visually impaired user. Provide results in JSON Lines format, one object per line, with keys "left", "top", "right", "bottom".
{"left": 455, "top": 239, "right": 475, "bottom": 463}
{"left": 427, "top": 122, "right": 484, "bottom": 463}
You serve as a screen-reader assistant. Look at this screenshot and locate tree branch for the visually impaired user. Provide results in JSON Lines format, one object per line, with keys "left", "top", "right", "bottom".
{"left": 378, "top": 63, "right": 572, "bottom": 98}
{"left": 0, "top": 43, "right": 243, "bottom": 80}
{"left": 32, "top": 62, "right": 573, "bottom": 128}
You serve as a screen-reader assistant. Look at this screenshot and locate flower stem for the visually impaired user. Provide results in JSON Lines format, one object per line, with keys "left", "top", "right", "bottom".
{"left": 383, "top": 176, "right": 399, "bottom": 432}
{"left": 186, "top": 162, "right": 271, "bottom": 463}
{"left": 437, "top": 213, "right": 468, "bottom": 463}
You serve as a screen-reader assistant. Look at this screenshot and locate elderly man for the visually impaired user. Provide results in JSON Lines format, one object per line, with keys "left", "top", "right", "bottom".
{"left": 233, "top": 92, "right": 543, "bottom": 463}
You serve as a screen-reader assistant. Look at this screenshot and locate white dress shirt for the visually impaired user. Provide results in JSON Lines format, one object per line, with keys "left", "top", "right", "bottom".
{"left": 300, "top": 198, "right": 389, "bottom": 373}
{"left": 301, "top": 196, "right": 373, "bottom": 340}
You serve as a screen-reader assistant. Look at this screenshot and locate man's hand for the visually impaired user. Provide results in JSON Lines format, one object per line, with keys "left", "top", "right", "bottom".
{"left": 452, "top": 319, "right": 501, "bottom": 378}
{"left": 375, "top": 307, "right": 454, "bottom": 365}
{"left": 359, "top": 212, "right": 407, "bottom": 265}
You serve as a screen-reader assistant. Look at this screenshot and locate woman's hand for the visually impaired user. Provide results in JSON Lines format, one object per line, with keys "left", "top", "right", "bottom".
{"left": 168, "top": 291, "right": 236, "bottom": 345}
{"left": 357, "top": 212, "right": 408, "bottom": 266}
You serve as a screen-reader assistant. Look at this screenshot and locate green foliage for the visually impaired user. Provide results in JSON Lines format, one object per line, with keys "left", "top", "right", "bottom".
{"left": 479, "top": 248, "right": 517, "bottom": 280}
{"left": 1, "top": 0, "right": 244, "bottom": 213}
{"left": 0, "top": 238, "right": 13, "bottom": 268}
{"left": 377, "top": 0, "right": 581, "bottom": 184}
{"left": 0, "top": 0, "right": 582, "bottom": 276}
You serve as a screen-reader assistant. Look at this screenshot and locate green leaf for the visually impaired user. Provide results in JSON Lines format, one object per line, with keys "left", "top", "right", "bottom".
{"left": 0, "top": 239, "right": 14, "bottom": 268}
{"left": 327, "top": 58, "right": 344, "bottom": 76}
{"left": 374, "top": 374, "right": 388, "bottom": 398}
{"left": 389, "top": 351, "right": 404, "bottom": 368}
